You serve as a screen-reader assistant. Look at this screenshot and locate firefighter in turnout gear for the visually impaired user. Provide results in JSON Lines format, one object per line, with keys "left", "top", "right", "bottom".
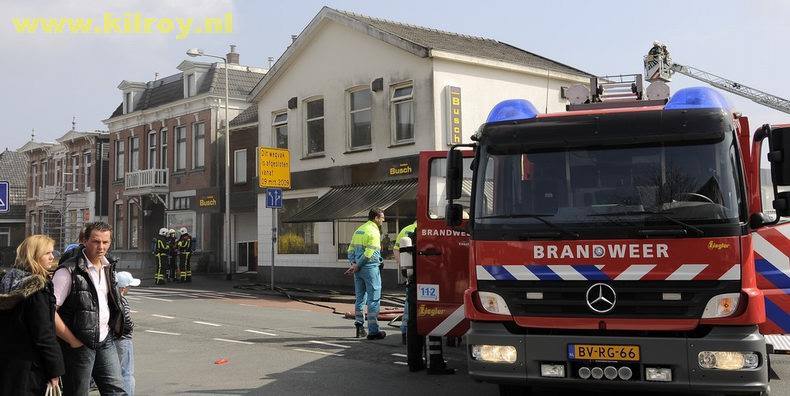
{"left": 153, "top": 228, "right": 169, "bottom": 285}
{"left": 177, "top": 227, "right": 194, "bottom": 282}
{"left": 167, "top": 229, "right": 178, "bottom": 282}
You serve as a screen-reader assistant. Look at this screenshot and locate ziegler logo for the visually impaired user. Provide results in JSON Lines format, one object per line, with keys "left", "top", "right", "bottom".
{"left": 707, "top": 241, "right": 730, "bottom": 250}
{"left": 533, "top": 243, "right": 669, "bottom": 259}
{"left": 417, "top": 305, "right": 446, "bottom": 317}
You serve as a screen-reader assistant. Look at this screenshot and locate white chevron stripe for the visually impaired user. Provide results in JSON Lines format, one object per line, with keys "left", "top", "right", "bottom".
{"left": 718, "top": 264, "right": 741, "bottom": 280}
{"left": 428, "top": 306, "right": 466, "bottom": 336}
{"left": 773, "top": 223, "right": 790, "bottom": 239}
{"left": 476, "top": 266, "right": 495, "bottom": 281}
{"left": 503, "top": 265, "right": 539, "bottom": 281}
{"left": 614, "top": 264, "right": 656, "bottom": 281}
{"left": 547, "top": 265, "right": 586, "bottom": 280}
{"left": 753, "top": 233, "right": 790, "bottom": 278}
{"left": 666, "top": 264, "right": 707, "bottom": 280}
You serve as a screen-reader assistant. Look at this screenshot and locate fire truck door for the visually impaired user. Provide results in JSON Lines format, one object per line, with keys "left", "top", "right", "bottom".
{"left": 414, "top": 151, "right": 473, "bottom": 337}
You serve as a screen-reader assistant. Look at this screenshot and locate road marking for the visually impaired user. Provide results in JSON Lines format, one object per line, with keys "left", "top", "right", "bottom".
{"left": 293, "top": 348, "right": 344, "bottom": 357}
{"left": 391, "top": 353, "right": 407, "bottom": 358}
{"left": 213, "top": 338, "right": 253, "bottom": 345}
{"left": 193, "top": 320, "right": 222, "bottom": 327}
{"left": 394, "top": 361, "right": 408, "bottom": 365}
{"left": 309, "top": 340, "right": 350, "bottom": 349}
{"left": 145, "top": 330, "right": 180, "bottom": 336}
{"left": 151, "top": 314, "right": 175, "bottom": 319}
{"left": 130, "top": 310, "right": 138, "bottom": 313}
{"left": 239, "top": 303, "right": 257, "bottom": 307}
{"left": 125, "top": 296, "right": 141, "bottom": 301}
{"left": 245, "top": 329, "right": 277, "bottom": 336}
{"left": 142, "top": 296, "right": 173, "bottom": 302}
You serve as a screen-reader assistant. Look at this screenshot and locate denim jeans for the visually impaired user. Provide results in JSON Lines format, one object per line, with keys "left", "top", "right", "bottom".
{"left": 354, "top": 264, "right": 382, "bottom": 334}
{"left": 61, "top": 336, "right": 126, "bottom": 396}
{"left": 115, "top": 337, "right": 135, "bottom": 396}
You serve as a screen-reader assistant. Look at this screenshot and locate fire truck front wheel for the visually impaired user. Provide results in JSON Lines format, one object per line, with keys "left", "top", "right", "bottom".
{"left": 498, "top": 384, "right": 531, "bottom": 396}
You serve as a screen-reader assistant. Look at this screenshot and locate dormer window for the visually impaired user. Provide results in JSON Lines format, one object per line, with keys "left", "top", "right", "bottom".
{"left": 124, "top": 92, "right": 133, "bottom": 114}
{"left": 186, "top": 73, "right": 196, "bottom": 97}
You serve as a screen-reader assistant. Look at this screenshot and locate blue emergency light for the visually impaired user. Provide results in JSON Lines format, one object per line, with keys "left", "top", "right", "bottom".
{"left": 664, "top": 86, "right": 731, "bottom": 111}
{"left": 486, "top": 99, "right": 539, "bottom": 123}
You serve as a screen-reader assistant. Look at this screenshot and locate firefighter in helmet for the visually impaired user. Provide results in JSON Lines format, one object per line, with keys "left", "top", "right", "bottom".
{"left": 177, "top": 227, "right": 194, "bottom": 282}
{"left": 153, "top": 227, "right": 170, "bottom": 285}
{"left": 167, "top": 229, "right": 178, "bottom": 282}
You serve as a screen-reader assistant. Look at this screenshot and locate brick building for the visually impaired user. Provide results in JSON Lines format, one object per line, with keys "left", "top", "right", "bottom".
{"left": 228, "top": 105, "right": 260, "bottom": 272}
{"left": 0, "top": 149, "right": 28, "bottom": 265}
{"left": 102, "top": 46, "right": 266, "bottom": 273}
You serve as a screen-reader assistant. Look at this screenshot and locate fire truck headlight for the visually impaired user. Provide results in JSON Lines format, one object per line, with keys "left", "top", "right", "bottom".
{"left": 478, "top": 291, "right": 511, "bottom": 315}
{"left": 698, "top": 351, "right": 759, "bottom": 370}
{"left": 701, "top": 293, "right": 740, "bottom": 318}
{"left": 471, "top": 344, "right": 518, "bottom": 364}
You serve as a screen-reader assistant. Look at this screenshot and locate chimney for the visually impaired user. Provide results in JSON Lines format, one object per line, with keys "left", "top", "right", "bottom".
{"left": 291, "top": 35, "right": 297, "bottom": 43}
{"left": 226, "top": 44, "right": 239, "bottom": 65}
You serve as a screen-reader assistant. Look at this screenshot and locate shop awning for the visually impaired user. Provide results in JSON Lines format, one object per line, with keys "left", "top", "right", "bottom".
{"left": 283, "top": 178, "right": 417, "bottom": 223}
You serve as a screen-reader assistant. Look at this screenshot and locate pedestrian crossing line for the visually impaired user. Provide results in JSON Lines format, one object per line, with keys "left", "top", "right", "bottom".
{"left": 125, "top": 296, "right": 142, "bottom": 301}
{"left": 130, "top": 310, "right": 138, "bottom": 313}
{"left": 293, "top": 348, "right": 344, "bottom": 357}
{"left": 141, "top": 296, "right": 173, "bottom": 302}
{"left": 238, "top": 303, "right": 257, "bottom": 307}
{"left": 151, "top": 314, "right": 175, "bottom": 319}
{"left": 394, "top": 361, "right": 408, "bottom": 365}
{"left": 213, "top": 338, "right": 253, "bottom": 345}
{"left": 391, "top": 353, "right": 407, "bottom": 358}
{"left": 309, "top": 340, "right": 350, "bottom": 349}
{"left": 245, "top": 329, "right": 277, "bottom": 336}
{"left": 145, "top": 330, "right": 181, "bottom": 336}
{"left": 194, "top": 320, "right": 222, "bottom": 327}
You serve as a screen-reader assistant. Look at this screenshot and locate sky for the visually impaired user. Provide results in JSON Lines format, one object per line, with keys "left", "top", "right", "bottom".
{"left": 2, "top": 0, "right": 788, "bottom": 151}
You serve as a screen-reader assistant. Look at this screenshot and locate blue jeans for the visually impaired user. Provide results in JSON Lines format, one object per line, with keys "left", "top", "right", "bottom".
{"left": 116, "top": 338, "right": 135, "bottom": 396}
{"left": 61, "top": 336, "right": 126, "bottom": 395}
{"left": 354, "top": 265, "right": 381, "bottom": 334}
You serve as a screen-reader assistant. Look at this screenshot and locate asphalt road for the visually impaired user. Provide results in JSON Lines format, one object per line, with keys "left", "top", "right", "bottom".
{"left": 125, "top": 278, "right": 789, "bottom": 396}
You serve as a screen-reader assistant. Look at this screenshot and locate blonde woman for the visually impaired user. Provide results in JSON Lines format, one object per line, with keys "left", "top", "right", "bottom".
{"left": 0, "top": 235, "right": 65, "bottom": 396}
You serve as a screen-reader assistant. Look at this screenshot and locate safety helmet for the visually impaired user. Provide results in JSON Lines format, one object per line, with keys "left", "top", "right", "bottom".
{"left": 168, "top": 228, "right": 176, "bottom": 235}
{"left": 159, "top": 228, "right": 168, "bottom": 236}
{"left": 179, "top": 227, "right": 188, "bottom": 234}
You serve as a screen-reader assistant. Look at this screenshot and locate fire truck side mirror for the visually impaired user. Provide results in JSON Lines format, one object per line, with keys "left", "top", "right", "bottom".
{"left": 767, "top": 126, "right": 790, "bottom": 186}
{"left": 446, "top": 203, "right": 463, "bottom": 227}
{"left": 446, "top": 149, "right": 463, "bottom": 200}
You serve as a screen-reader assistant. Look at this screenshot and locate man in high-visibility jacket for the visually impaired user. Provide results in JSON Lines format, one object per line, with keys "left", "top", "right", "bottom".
{"left": 394, "top": 221, "right": 416, "bottom": 345}
{"left": 177, "top": 227, "right": 194, "bottom": 282}
{"left": 153, "top": 228, "right": 169, "bottom": 285}
{"left": 345, "top": 208, "right": 386, "bottom": 340}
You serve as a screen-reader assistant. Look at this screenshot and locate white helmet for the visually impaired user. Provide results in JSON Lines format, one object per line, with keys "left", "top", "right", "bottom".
{"left": 159, "top": 228, "right": 168, "bottom": 236}
{"left": 179, "top": 227, "right": 188, "bottom": 234}
{"left": 168, "top": 228, "right": 176, "bottom": 235}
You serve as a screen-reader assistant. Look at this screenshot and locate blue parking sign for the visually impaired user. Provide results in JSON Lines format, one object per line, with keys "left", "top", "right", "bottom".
{"left": 266, "top": 188, "right": 283, "bottom": 209}
{"left": 0, "top": 181, "right": 8, "bottom": 213}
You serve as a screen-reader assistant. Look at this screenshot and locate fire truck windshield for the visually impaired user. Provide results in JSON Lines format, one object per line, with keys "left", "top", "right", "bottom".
{"left": 474, "top": 132, "right": 743, "bottom": 238}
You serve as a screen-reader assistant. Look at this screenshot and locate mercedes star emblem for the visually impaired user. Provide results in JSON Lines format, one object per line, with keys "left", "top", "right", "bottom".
{"left": 586, "top": 283, "right": 616, "bottom": 313}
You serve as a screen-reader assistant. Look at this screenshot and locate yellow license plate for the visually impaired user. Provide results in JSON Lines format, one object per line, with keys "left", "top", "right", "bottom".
{"left": 569, "top": 344, "right": 640, "bottom": 361}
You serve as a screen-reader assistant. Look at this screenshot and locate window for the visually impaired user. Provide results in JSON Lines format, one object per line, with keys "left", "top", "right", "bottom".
{"left": 305, "top": 98, "right": 324, "bottom": 155}
{"left": 114, "top": 201, "right": 124, "bottom": 248}
{"left": 272, "top": 111, "right": 288, "bottom": 149}
{"left": 124, "top": 92, "right": 132, "bottom": 113}
{"left": 172, "top": 197, "right": 191, "bottom": 210}
{"left": 234, "top": 149, "right": 247, "bottom": 183}
{"left": 129, "top": 202, "right": 139, "bottom": 249}
{"left": 160, "top": 128, "right": 168, "bottom": 170}
{"left": 193, "top": 123, "right": 205, "bottom": 168}
{"left": 348, "top": 88, "right": 372, "bottom": 149}
{"left": 55, "top": 160, "right": 62, "bottom": 187}
{"left": 84, "top": 152, "right": 91, "bottom": 190}
{"left": 391, "top": 84, "right": 415, "bottom": 143}
{"left": 42, "top": 161, "right": 48, "bottom": 187}
{"left": 186, "top": 73, "right": 196, "bottom": 97}
{"left": 31, "top": 164, "right": 37, "bottom": 195}
{"left": 0, "top": 227, "right": 9, "bottom": 247}
{"left": 277, "top": 197, "right": 319, "bottom": 254}
{"left": 428, "top": 157, "right": 473, "bottom": 219}
{"left": 129, "top": 136, "right": 140, "bottom": 172}
{"left": 71, "top": 155, "right": 79, "bottom": 191}
{"left": 30, "top": 213, "right": 37, "bottom": 234}
{"left": 175, "top": 126, "right": 187, "bottom": 171}
{"left": 760, "top": 142, "right": 778, "bottom": 222}
{"left": 115, "top": 140, "right": 125, "bottom": 180}
{"left": 147, "top": 131, "right": 157, "bottom": 169}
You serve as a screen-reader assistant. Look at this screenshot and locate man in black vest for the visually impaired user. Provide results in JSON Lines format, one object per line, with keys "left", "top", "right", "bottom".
{"left": 53, "top": 222, "right": 125, "bottom": 395}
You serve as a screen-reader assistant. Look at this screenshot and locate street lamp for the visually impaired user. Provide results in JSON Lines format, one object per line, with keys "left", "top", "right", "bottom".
{"left": 187, "top": 47, "right": 232, "bottom": 280}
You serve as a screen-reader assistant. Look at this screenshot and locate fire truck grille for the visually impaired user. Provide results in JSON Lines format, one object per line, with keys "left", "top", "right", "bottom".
{"left": 477, "top": 280, "right": 741, "bottom": 318}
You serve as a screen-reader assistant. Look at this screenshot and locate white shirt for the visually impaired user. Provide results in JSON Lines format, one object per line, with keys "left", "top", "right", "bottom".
{"left": 53, "top": 252, "right": 112, "bottom": 342}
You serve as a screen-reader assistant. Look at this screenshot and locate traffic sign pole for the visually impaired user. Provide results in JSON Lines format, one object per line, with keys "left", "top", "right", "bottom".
{"left": 271, "top": 209, "right": 276, "bottom": 291}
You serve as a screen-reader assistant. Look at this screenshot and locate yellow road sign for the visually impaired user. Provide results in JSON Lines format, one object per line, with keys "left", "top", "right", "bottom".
{"left": 258, "top": 147, "right": 291, "bottom": 189}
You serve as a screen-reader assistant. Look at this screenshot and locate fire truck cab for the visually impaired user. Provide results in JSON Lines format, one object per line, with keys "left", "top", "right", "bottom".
{"left": 408, "top": 83, "right": 790, "bottom": 395}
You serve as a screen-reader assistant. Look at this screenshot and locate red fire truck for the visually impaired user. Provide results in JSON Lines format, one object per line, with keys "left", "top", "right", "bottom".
{"left": 404, "top": 80, "right": 790, "bottom": 395}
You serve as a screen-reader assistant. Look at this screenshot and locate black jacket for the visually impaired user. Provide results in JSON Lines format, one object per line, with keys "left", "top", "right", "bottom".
{"left": 56, "top": 248, "right": 123, "bottom": 350}
{"left": 0, "top": 269, "right": 65, "bottom": 396}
